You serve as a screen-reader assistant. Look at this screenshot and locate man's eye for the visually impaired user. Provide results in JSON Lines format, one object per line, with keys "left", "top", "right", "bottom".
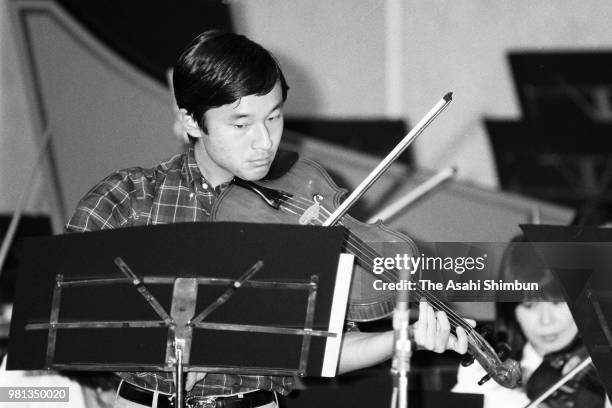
{"left": 233, "top": 123, "right": 248, "bottom": 129}
{"left": 267, "top": 115, "right": 280, "bottom": 122}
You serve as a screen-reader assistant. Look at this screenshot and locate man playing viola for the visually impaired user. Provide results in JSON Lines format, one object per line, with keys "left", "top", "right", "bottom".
{"left": 66, "top": 30, "right": 469, "bottom": 408}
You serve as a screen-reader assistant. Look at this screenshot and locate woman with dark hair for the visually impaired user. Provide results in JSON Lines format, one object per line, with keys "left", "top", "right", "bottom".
{"left": 453, "top": 236, "right": 607, "bottom": 407}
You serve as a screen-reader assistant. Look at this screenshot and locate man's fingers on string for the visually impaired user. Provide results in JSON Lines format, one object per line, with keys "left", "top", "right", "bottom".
{"left": 414, "top": 300, "right": 427, "bottom": 345}
{"left": 453, "top": 326, "right": 469, "bottom": 354}
{"left": 446, "top": 335, "right": 457, "bottom": 352}
{"left": 425, "top": 304, "right": 436, "bottom": 350}
{"left": 434, "top": 311, "right": 450, "bottom": 353}
{"left": 418, "top": 299, "right": 426, "bottom": 324}
{"left": 464, "top": 318, "right": 477, "bottom": 328}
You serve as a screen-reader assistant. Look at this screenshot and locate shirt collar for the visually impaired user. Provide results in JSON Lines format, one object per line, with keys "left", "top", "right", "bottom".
{"left": 186, "top": 146, "right": 231, "bottom": 193}
{"left": 522, "top": 342, "right": 544, "bottom": 371}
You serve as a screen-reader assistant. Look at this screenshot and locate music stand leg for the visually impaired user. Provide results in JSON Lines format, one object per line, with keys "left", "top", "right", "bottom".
{"left": 176, "top": 345, "right": 184, "bottom": 408}
{"left": 392, "top": 307, "right": 411, "bottom": 408}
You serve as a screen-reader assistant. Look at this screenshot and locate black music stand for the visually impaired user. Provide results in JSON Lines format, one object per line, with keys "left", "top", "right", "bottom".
{"left": 0, "top": 214, "right": 52, "bottom": 302}
{"left": 486, "top": 120, "right": 612, "bottom": 209}
{"left": 7, "top": 222, "right": 354, "bottom": 407}
{"left": 509, "top": 51, "right": 612, "bottom": 121}
{"left": 521, "top": 224, "right": 612, "bottom": 400}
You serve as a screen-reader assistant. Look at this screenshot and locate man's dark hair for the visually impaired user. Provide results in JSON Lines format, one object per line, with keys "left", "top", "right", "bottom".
{"left": 173, "top": 30, "right": 289, "bottom": 134}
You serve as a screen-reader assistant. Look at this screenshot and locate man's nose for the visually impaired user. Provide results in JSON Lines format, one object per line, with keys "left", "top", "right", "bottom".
{"left": 252, "top": 123, "right": 273, "bottom": 150}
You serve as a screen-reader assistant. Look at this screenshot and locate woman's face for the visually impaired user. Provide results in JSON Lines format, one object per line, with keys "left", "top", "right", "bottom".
{"left": 515, "top": 301, "right": 578, "bottom": 356}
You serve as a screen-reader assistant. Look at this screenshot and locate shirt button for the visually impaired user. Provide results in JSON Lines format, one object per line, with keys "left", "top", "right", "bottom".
{"left": 189, "top": 192, "right": 194, "bottom": 199}
{"left": 202, "top": 182, "right": 208, "bottom": 189}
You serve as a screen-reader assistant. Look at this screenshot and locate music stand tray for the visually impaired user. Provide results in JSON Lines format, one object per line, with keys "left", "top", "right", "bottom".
{"left": 7, "top": 222, "right": 354, "bottom": 380}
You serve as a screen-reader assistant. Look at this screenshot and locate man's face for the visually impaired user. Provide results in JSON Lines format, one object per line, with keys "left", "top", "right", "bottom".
{"left": 193, "top": 82, "right": 284, "bottom": 186}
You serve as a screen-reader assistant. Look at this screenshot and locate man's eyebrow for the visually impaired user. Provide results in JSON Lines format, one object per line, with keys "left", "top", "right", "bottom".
{"left": 268, "top": 102, "right": 283, "bottom": 114}
{"left": 228, "top": 113, "right": 251, "bottom": 120}
{"left": 228, "top": 103, "right": 283, "bottom": 119}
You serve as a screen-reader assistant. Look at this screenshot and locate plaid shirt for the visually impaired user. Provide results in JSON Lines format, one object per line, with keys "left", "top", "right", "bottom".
{"left": 65, "top": 147, "right": 294, "bottom": 396}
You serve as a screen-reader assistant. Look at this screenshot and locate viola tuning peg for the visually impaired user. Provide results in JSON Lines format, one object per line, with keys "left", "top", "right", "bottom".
{"left": 478, "top": 374, "right": 491, "bottom": 386}
{"left": 461, "top": 354, "right": 475, "bottom": 367}
{"left": 496, "top": 343, "right": 511, "bottom": 361}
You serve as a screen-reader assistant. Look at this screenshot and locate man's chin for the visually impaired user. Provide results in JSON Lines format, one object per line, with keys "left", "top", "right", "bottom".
{"left": 239, "top": 167, "right": 271, "bottom": 181}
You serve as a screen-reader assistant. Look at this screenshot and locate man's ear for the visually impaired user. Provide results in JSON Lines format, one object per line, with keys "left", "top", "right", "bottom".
{"left": 178, "top": 109, "right": 205, "bottom": 138}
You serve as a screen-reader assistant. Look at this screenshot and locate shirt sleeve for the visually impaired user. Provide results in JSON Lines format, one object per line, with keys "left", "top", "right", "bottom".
{"left": 65, "top": 170, "right": 136, "bottom": 232}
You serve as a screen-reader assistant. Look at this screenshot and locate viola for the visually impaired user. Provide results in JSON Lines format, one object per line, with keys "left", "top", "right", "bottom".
{"left": 526, "top": 338, "right": 605, "bottom": 408}
{"left": 210, "top": 154, "right": 522, "bottom": 389}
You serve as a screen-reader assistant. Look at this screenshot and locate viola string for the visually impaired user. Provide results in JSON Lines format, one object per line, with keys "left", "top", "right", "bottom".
{"left": 281, "top": 196, "right": 489, "bottom": 353}
{"left": 280, "top": 194, "right": 483, "bottom": 340}
{"left": 283, "top": 194, "right": 469, "bottom": 322}
{"left": 280, "top": 194, "right": 484, "bottom": 348}
{"left": 283, "top": 194, "right": 464, "bottom": 317}
{"left": 288, "top": 199, "right": 486, "bottom": 346}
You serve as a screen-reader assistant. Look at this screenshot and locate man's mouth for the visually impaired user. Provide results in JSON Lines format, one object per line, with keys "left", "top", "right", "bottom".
{"left": 250, "top": 158, "right": 272, "bottom": 166}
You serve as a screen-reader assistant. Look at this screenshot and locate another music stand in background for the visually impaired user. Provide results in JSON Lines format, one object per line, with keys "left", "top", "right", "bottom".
{"left": 7, "top": 222, "right": 353, "bottom": 407}
{"left": 521, "top": 224, "right": 612, "bottom": 400}
{"left": 284, "top": 118, "right": 411, "bottom": 166}
{"left": 486, "top": 120, "right": 612, "bottom": 210}
{"left": 508, "top": 51, "right": 612, "bottom": 122}
{"left": 486, "top": 51, "right": 612, "bottom": 218}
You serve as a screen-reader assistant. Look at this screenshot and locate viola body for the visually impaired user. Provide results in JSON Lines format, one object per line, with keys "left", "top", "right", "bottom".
{"left": 526, "top": 341, "right": 605, "bottom": 408}
{"left": 211, "top": 157, "right": 418, "bottom": 322}
{"left": 211, "top": 154, "right": 521, "bottom": 388}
